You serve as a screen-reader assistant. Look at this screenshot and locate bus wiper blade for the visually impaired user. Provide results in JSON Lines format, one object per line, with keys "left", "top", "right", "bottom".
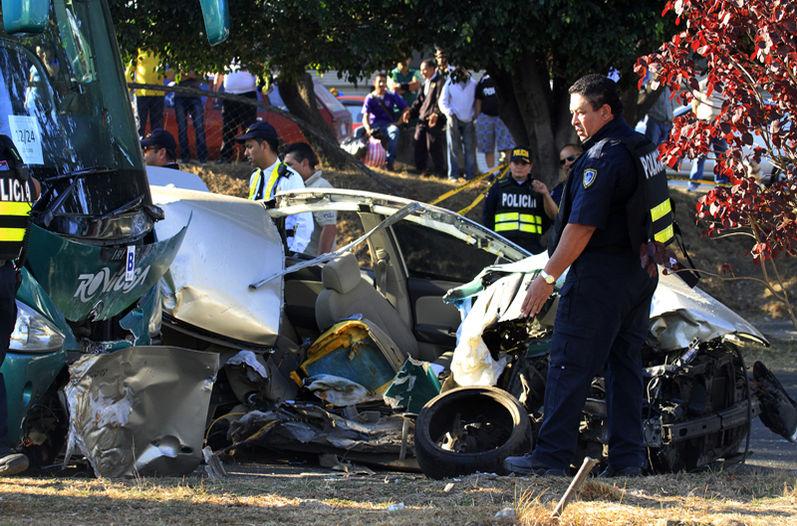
{"left": 98, "top": 195, "right": 144, "bottom": 220}
{"left": 45, "top": 166, "right": 116, "bottom": 182}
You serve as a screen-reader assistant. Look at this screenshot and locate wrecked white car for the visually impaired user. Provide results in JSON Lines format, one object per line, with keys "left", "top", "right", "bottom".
{"left": 137, "top": 185, "right": 794, "bottom": 478}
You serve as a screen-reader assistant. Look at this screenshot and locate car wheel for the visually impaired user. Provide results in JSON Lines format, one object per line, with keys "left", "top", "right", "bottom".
{"left": 414, "top": 386, "right": 532, "bottom": 479}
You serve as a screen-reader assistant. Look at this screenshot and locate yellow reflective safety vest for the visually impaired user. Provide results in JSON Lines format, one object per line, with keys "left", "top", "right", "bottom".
{"left": 0, "top": 159, "right": 34, "bottom": 261}
{"left": 620, "top": 134, "right": 675, "bottom": 247}
{"left": 248, "top": 162, "right": 290, "bottom": 201}
{"left": 489, "top": 177, "right": 549, "bottom": 254}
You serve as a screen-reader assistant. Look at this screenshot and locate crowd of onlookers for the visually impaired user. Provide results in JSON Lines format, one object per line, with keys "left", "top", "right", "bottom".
{"left": 359, "top": 48, "right": 515, "bottom": 179}
{"left": 126, "top": 48, "right": 524, "bottom": 181}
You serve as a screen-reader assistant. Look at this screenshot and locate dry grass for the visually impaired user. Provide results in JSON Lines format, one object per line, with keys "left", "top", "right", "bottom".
{"left": 1, "top": 468, "right": 794, "bottom": 525}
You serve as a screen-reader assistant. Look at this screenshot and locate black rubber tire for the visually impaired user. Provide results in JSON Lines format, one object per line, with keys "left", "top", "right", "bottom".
{"left": 414, "top": 386, "right": 532, "bottom": 479}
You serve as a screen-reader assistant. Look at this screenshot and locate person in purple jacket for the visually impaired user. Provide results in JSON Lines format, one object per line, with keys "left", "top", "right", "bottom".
{"left": 362, "top": 73, "right": 410, "bottom": 171}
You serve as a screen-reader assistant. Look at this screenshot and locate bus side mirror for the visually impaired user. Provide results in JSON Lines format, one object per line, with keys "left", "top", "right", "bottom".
{"left": 198, "top": 0, "right": 230, "bottom": 46}
{"left": 2, "top": 0, "right": 51, "bottom": 34}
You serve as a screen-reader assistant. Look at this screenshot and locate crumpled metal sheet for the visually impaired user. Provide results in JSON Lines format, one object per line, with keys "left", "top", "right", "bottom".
{"left": 445, "top": 254, "right": 766, "bottom": 349}
{"left": 151, "top": 185, "right": 284, "bottom": 347}
{"left": 650, "top": 270, "right": 768, "bottom": 349}
{"left": 64, "top": 346, "right": 219, "bottom": 478}
{"left": 229, "top": 401, "right": 411, "bottom": 455}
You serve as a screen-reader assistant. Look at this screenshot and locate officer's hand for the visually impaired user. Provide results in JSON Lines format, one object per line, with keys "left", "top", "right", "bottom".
{"left": 428, "top": 113, "right": 439, "bottom": 128}
{"left": 531, "top": 180, "right": 549, "bottom": 195}
{"left": 521, "top": 276, "right": 554, "bottom": 318}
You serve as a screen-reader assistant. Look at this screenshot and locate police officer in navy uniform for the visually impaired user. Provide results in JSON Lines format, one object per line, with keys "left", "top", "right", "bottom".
{"left": 482, "top": 147, "right": 558, "bottom": 255}
{"left": 0, "top": 135, "right": 39, "bottom": 476}
{"left": 504, "top": 74, "right": 669, "bottom": 477}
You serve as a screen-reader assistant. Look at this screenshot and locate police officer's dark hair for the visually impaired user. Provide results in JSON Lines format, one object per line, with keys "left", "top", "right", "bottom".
{"left": 568, "top": 74, "right": 623, "bottom": 116}
{"left": 284, "top": 142, "right": 318, "bottom": 169}
{"left": 255, "top": 136, "right": 279, "bottom": 154}
{"left": 560, "top": 143, "right": 582, "bottom": 153}
{"left": 420, "top": 58, "right": 436, "bottom": 69}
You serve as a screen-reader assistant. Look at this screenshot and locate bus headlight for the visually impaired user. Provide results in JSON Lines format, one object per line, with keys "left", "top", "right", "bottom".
{"left": 9, "top": 301, "right": 65, "bottom": 353}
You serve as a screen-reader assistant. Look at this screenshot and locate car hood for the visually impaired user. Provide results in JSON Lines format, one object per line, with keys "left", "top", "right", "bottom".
{"left": 151, "top": 186, "right": 284, "bottom": 347}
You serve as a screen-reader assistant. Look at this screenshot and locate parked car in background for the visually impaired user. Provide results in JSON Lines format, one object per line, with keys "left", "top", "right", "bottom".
{"left": 337, "top": 95, "right": 365, "bottom": 134}
{"left": 159, "top": 77, "right": 351, "bottom": 161}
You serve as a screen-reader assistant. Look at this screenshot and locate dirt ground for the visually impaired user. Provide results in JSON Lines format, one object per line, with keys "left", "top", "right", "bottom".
{"left": 1, "top": 463, "right": 794, "bottom": 525}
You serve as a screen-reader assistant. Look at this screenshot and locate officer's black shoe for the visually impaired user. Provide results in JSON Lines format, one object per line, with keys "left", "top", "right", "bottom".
{"left": 502, "top": 454, "right": 568, "bottom": 477}
{"left": 598, "top": 465, "right": 643, "bottom": 478}
{"left": 0, "top": 447, "right": 30, "bottom": 476}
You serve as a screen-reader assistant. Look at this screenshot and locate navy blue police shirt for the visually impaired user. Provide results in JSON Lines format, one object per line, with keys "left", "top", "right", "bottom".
{"left": 551, "top": 117, "right": 640, "bottom": 256}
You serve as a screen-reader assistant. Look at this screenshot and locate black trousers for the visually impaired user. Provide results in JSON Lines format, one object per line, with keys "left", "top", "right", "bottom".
{"left": 220, "top": 91, "right": 258, "bottom": 161}
{"left": 136, "top": 96, "right": 164, "bottom": 137}
{"left": 414, "top": 122, "right": 446, "bottom": 177}
{"left": 0, "top": 263, "right": 18, "bottom": 446}
{"left": 530, "top": 252, "right": 658, "bottom": 471}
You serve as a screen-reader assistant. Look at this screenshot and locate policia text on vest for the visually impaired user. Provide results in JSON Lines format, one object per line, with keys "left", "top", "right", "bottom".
{"left": 483, "top": 177, "right": 552, "bottom": 255}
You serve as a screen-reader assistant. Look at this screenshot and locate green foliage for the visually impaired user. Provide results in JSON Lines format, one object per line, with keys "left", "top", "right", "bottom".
{"left": 111, "top": 0, "right": 668, "bottom": 86}
{"left": 110, "top": 0, "right": 415, "bottom": 80}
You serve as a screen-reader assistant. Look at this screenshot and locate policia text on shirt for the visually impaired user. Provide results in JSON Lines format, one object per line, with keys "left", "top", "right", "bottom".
{"left": 482, "top": 147, "right": 558, "bottom": 255}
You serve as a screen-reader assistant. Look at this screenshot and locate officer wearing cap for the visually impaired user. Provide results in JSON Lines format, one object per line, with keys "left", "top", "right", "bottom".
{"left": 0, "top": 135, "right": 39, "bottom": 475}
{"left": 141, "top": 128, "right": 179, "bottom": 169}
{"left": 482, "top": 147, "right": 558, "bottom": 255}
{"left": 504, "top": 74, "right": 662, "bottom": 478}
{"left": 236, "top": 121, "right": 312, "bottom": 254}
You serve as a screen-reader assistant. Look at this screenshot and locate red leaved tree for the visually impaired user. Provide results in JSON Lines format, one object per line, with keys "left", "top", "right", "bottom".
{"left": 637, "top": 0, "right": 797, "bottom": 327}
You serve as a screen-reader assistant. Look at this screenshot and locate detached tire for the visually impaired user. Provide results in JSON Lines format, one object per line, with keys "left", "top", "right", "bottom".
{"left": 415, "top": 386, "right": 532, "bottom": 479}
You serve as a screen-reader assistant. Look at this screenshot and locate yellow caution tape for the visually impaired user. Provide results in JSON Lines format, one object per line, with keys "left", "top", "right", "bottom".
{"left": 430, "top": 163, "right": 505, "bottom": 205}
{"left": 457, "top": 165, "right": 510, "bottom": 215}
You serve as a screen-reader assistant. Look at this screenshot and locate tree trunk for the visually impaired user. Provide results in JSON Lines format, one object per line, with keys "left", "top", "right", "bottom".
{"left": 490, "top": 54, "right": 561, "bottom": 187}
{"left": 276, "top": 73, "right": 349, "bottom": 168}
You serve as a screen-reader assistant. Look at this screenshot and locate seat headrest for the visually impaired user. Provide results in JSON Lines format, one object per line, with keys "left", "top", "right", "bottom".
{"left": 322, "top": 253, "right": 362, "bottom": 293}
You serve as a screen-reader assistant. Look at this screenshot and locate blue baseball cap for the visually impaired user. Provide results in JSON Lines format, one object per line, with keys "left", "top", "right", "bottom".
{"left": 235, "top": 120, "right": 278, "bottom": 143}
{"left": 141, "top": 128, "right": 177, "bottom": 158}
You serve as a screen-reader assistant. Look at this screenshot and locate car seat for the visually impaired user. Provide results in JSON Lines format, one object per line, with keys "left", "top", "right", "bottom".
{"left": 315, "top": 252, "right": 420, "bottom": 358}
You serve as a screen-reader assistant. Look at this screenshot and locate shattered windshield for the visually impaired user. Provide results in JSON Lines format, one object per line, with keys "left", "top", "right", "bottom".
{"left": 0, "top": 0, "right": 147, "bottom": 213}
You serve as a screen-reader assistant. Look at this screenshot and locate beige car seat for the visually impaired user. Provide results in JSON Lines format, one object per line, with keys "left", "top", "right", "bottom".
{"left": 315, "top": 253, "right": 420, "bottom": 358}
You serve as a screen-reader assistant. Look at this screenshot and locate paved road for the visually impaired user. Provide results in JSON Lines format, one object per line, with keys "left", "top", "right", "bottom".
{"left": 744, "top": 371, "right": 797, "bottom": 472}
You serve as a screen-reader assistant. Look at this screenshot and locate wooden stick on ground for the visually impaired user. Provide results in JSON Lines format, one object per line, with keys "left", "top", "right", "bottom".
{"left": 550, "top": 456, "right": 599, "bottom": 518}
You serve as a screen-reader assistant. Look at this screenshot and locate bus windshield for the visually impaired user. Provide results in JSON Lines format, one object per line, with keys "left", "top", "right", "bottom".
{"left": 0, "top": 0, "right": 148, "bottom": 216}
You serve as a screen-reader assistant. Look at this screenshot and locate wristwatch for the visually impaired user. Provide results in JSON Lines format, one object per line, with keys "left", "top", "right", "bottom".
{"left": 539, "top": 269, "right": 556, "bottom": 285}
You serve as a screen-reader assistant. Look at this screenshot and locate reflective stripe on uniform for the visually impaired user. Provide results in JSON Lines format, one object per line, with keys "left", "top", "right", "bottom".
{"left": 495, "top": 221, "right": 542, "bottom": 234}
{"left": 0, "top": 228, "right": 26, "bottom": 241}
{"left": 495, "top": 212, "right": 519, "bottom": 222}
{"left": 495, "top": 212, "right": 543, "bottom": 234}
{"left": 650, "top": 198, "right": 672, "bottom": 223}
{"left": 0, "top": 202, "right": 31, "bottom": 215}
{"left": 654, "top": 224, "right": 674, "bottom": 243}
{"left": 248, "top": 164, "right": 283, "bottom": 200}
{"left": 519, "top": 224, "right": 542, "bottom": 234}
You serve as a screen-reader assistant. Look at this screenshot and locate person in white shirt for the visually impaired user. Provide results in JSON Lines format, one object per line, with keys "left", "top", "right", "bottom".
{"left": 438, "top": 66, "right": 478, "bottom": 180}
{"left": 283, "top": 142, "right": 338, "bottom": 256}
{"left": 216, "top": 60, "right": 259, "bottom": 162}
{"left": 236, "top": 121, "right": 312, "bottom": 253}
